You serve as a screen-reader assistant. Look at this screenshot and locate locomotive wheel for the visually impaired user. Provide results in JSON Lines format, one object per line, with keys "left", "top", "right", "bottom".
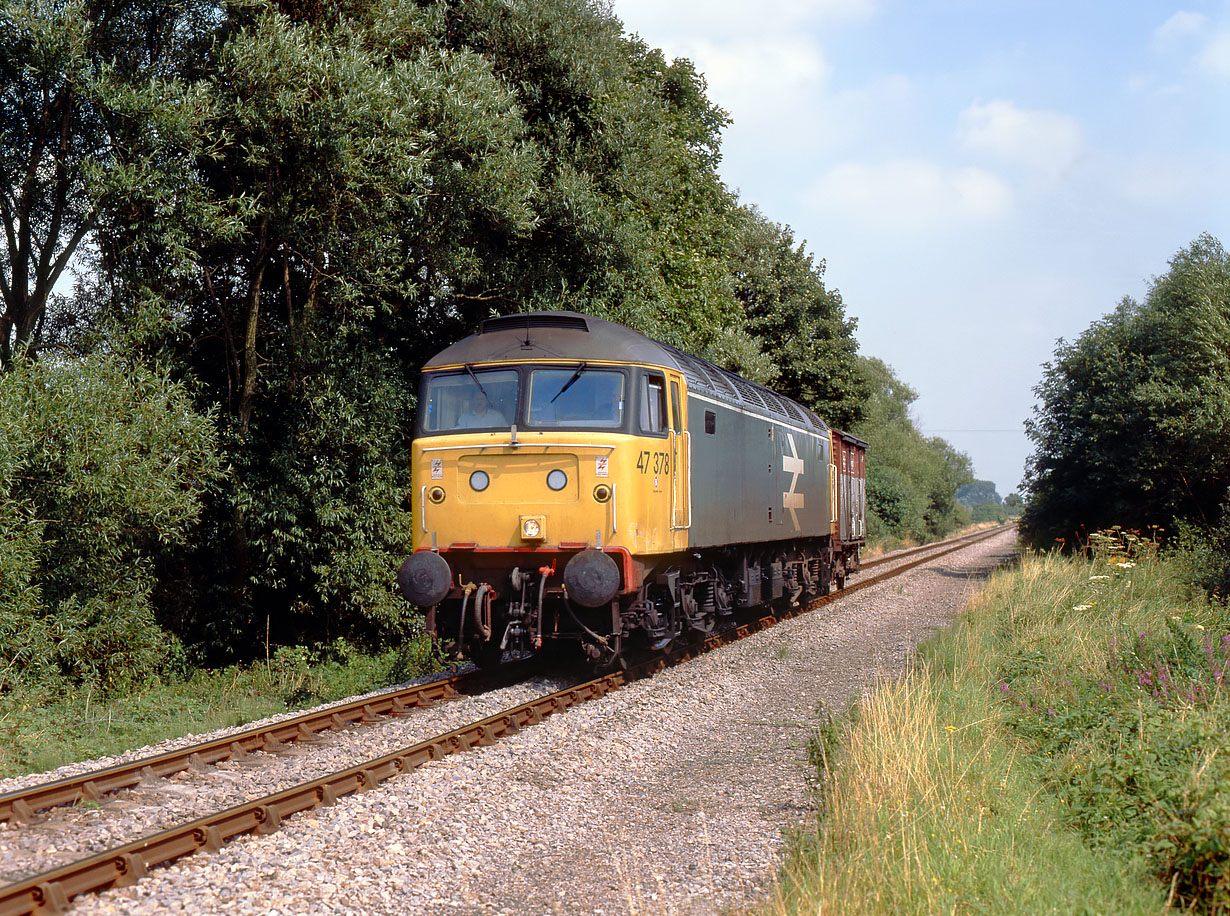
{"left": 647, "top": 584, "right": 679, "bottom": 650}
{"left": 817, "top": 564, "right": 832, "bottom": 596}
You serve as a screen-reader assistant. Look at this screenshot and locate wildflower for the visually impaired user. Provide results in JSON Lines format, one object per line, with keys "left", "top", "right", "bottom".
{"left": 1073, "top": 604, "right": 1093, "bottom": 611}
{"left": 1090, "top": 575, "right": 1111, "bottom": 581}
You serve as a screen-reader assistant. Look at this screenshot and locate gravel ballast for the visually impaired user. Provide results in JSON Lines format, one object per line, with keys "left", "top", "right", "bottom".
{"left": 5, "top": 529, "right": 1018, "bottom": 915}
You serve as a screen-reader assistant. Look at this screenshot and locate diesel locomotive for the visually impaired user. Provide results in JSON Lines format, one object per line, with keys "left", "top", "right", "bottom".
{"left": 398, "top": 312, "right": 866, "bottom": 667}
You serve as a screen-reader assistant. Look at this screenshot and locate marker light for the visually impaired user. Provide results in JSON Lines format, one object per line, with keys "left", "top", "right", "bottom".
{"left": 470, "top": 470, "right": 490, "bottom": 492}
{"left": 546, "top": 469, "right": 568, "bottom": 491}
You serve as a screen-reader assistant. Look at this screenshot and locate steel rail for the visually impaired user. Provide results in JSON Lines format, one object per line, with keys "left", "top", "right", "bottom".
{"left": 0, "top": 675, "right": 623, "bottom": 916}
{"left": 0, "top": 660, "right": 538, "bottom": 827}
{"left": 0, "top": 525, "right": 1014, "bottom": 916}
{"left": 858, "top": 524, "right": 1013, "bottom": 572}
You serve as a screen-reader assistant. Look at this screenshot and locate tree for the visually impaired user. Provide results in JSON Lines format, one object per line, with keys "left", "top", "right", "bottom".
{"left": 957, "top": 480, "right": 1002, "bottom": 509}
{"left": 90, "top": 0, "right": 759, "bottom": 654}
{"left": 1022, "top": 234, "right": 1230, "bottom": 547}
{"left": 727, "top": 207, "right": 868, "bottom": 429}
{"left": 0, "top": 354, "right": 219, "bottom": 693}
{"left": 854, "top": 357, "right": 974, "bottom": 541}
{"left": 0, "top": 0, "right": 217, "bottom": 367}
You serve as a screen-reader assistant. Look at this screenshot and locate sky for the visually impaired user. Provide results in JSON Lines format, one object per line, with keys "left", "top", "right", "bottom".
{"left": 611, "top": 0, "right": 1230, "bottom": 496}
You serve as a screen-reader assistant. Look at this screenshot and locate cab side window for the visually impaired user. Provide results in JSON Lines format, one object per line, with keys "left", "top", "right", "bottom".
{"left": 640, "top": 373, "right": 668, "bottom": 436}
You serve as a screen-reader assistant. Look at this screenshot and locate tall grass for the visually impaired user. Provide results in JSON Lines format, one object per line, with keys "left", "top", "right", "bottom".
{"left": 772, "top": 534, "right": 1230, "bottom": 915}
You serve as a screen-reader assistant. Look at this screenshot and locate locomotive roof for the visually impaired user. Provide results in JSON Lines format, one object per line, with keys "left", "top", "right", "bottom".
{"left": 424, "top": 311, "right": 830, "bottom": 434}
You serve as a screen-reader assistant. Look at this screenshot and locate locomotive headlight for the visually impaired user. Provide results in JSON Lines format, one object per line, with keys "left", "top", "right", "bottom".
{"left": 520, "top": 516, "right": 545, "bottom": 540}
{"left": 469, "top": 470, "right": 490, "bottom": 492}
{"left": 546, "top": 469, "right": 568, "bottom": 491}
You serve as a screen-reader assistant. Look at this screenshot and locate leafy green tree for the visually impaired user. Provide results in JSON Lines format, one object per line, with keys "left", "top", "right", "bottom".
{"left": 970, "top": 503, "right": 1006, "bottom": 523}
{"left": 1022, "top": 234, "right": 1230, "bottom": 547}
{"left": 109, "top": 3, "right": 492, "bottom": 649}
{"left": 855, "top": 357, "right": 974, "bottom": 541}
{"left": 90, "top": 0, "right": 755, "bottom": 654}
{"left": 727, "top": 206, "right": 868, "bottom": 429}
{"left": 411, "top": 0, "right": 743, "bottom": 355}
{"left": 0, "top": 354, "right": 219, "bottom": 694}
{"left": 0, "top": 0, "right": 217, "bottom": 367}
{"left": 957, "top": 480, "right": 1002, "bottom": 510}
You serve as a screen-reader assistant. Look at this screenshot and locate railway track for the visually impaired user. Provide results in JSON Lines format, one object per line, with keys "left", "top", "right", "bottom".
{"left": 0, "top": 524, "right": 1013, "bottom": 916}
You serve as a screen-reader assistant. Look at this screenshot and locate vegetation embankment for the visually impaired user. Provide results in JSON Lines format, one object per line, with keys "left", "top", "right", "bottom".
{"left": 0, "top": 638, "right": 433, "bottom": 779}
{"left": 772, "top": 532, "right": 1230, "bottom": 915}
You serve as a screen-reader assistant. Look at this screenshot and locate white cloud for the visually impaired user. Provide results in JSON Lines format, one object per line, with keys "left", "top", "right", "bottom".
{"left": 1105, "top": 148, "right": 1230, "bottom": 208}
{"left": 1153, "top": 10, "right": 1207, "bottom": 46}
{"left": 1148, "top": 11, "right": 1230, "bottom": 81}
{"left": 957, "top": 100, "right": 1084, "bottom": 182}
{"left": 807, "top": 159, "right": 1013, "bottom": 232}
{"left": 1199, "top": 30, "right": 1230, "bottom": 78}
{"left": 679, "top": 36, "right": 830, "bottom": 115}
{"left": 615, "top": 0, "right": 873, "bottom": 42}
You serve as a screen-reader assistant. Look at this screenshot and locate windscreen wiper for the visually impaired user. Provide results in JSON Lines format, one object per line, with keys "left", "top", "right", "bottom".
{"left": 464, "top": 363, "right": 487, "bottom": 396}
{"left": 550, "top": 362, "right": 587, "bottom": 403}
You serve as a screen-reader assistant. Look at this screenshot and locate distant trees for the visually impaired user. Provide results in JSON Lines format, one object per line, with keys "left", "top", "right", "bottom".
{"left": 1022, "top": 234, "right": 1230, "bottom": 572}
{"left": 855, "top": 357, "right": 974, "bottom": 541}
{"left": 957, "top": 480, "right": 1002, "bottom": 509}
{"left": 958, "top": 481, "right": 1009, "bottom": 524}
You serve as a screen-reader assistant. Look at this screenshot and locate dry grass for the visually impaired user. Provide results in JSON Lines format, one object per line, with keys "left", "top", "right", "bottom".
{"left": 765, "top": 550, "right": 1177, "bottom": 916}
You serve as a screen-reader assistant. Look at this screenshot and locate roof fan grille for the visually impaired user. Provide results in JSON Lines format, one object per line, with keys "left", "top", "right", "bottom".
{"left": 481, "top": 314, "right": 589, "bottom": 334}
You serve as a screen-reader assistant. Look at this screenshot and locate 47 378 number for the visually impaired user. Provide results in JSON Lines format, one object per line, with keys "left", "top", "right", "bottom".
{"left": 636, "top": 450, "right": 671, "bottom": 475}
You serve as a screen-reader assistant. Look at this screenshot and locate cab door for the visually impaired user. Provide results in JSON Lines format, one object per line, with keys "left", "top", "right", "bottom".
{"left": 668, "top": 374, "right": 691, "bottom": 547}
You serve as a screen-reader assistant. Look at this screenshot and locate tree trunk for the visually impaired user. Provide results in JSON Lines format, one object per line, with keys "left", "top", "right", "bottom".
{"left": 237, "top": 214, "right": 270, "bottom": 436}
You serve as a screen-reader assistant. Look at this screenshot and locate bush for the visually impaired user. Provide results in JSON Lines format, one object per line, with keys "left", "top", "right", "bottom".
{"left": 992, "top": 534, "right": 1230, "bottom": 912}
{"left": 0, "top": 355, "right": 220, "bottom": 695}
{"left": 1171, "top": 497, "right": 1230, "bottom": 600}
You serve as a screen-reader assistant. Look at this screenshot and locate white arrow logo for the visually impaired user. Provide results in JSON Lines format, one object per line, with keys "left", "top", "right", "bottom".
{"left": 782, "top": 433, "right": 805, "bottom": 531}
